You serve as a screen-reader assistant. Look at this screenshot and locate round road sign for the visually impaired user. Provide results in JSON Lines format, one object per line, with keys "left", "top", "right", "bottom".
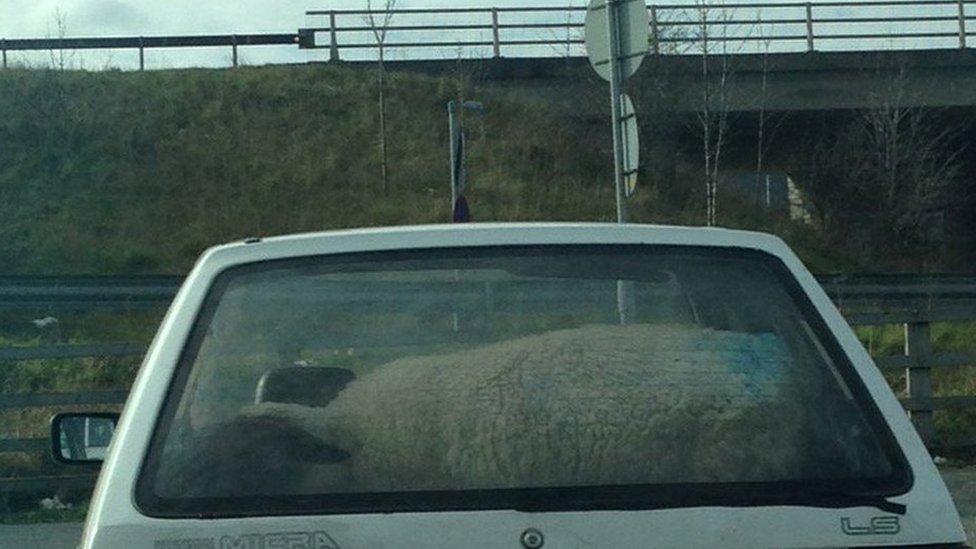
{"left": 584, "top": 0, "right": 650, "bottom": 82}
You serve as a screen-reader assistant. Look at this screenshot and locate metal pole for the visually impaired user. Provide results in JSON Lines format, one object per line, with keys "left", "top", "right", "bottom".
{"left": 959, "top": 0, "right": 967, "bottom": 49}
{"left": 905, "top": 322, "right": 936, "bottom": 446}
{"left": 606, "top": 0, "right": 627, "bottom": 224}
{"left": 231, "top": 35, "right": 238, "bottom": 67}
{"left": 491, "top": 9, "right": 501, "bottom": 58}
{"left": 805, "top": 3, "right": 815, "bottom": 52}
{"left": 448, "top": 101, "right": 460, "bottom": 209}
{"left": 649, "top": 6, "right": 660, "bottom": 56}
{"left": 605, "top": 0, "right": 632, "bottom": 324}
{"left": 138, "top": 37, "right": 144, "bottom": 71}
{"left": 330, "top": 12, "right": 340, "bottom": 61}
{"left": 765, "top": 174, "right": 771, "bottom": 208}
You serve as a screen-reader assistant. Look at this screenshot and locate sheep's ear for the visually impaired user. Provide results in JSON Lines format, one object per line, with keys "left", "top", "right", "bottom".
{"left": 241, "top": 403, "right": 361, "bottom": 464}
{"left": 280, "top": 420, "right": 351, "bottom": 464}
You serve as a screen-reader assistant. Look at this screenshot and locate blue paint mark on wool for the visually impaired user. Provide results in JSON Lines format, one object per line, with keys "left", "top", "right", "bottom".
{"left": 706, "top": 333, "right": 788, "bottom": 397}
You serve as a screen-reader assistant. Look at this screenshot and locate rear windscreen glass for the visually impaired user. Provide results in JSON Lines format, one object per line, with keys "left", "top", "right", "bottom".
{"left": 136, "top": 245, "right": 910, "bottom": 517}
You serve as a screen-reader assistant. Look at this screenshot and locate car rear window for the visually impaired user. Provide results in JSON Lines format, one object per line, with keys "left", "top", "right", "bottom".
{"left": 135, "top": 245, "right": 910, "bottom": 517}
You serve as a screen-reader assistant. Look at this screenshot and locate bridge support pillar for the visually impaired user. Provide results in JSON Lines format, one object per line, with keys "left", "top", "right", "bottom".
{"left": 492, "top": 9, "right": 501, "bottom": 58}
{"left": 959, "top": 0, "right": 967, "bottom": 49}
{"left": 330, "top": 12, "right": 340, "bottom": 62}
{"left": 805, "top": 3, "right": 815, "bottom": 52}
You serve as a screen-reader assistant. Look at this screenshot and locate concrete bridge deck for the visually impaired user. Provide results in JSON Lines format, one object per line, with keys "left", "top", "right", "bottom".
{"left": 371, "top": 48, "right": 976, "bottom": 112}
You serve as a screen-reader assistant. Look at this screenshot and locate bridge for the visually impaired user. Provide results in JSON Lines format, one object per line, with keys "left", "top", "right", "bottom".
{"left": 362, "top": 48, "right": 976, "bottom": 113}
{"left": 301, "top": 0, "right": 976, "bottom": 112}
{"left": 3, "top": 1, "right": 976, "bottom": 111}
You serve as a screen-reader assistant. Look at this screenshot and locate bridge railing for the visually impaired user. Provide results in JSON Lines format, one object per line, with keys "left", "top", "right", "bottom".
{"left": 303, "top": 0, "right": 976, "bottom": 61}
{"left": 0, "top": 33, "right": 300, "bottom": 71}
{"left": 1, "top": 274, "right": 974, "bottom": 497}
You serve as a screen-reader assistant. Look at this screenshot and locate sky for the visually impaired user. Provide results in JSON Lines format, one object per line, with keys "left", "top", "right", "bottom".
{"left": 0, "top": 0, "right": 962, "bottom": 69}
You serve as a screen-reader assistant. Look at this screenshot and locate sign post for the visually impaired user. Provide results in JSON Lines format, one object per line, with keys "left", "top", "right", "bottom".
{"left": 607, "top": 3, "right": 627, "bottom": 224}
{"left": 584, "top": 0, "right": 648, "bottom": 224}
{"left": 448, "top": 101, "right": 465, "bottom": 221}
{"left": 448, "top": 100, "right": 484, "bottom": 223}
{"left": 585, "top": 0, "right": 648, "bottom": 324}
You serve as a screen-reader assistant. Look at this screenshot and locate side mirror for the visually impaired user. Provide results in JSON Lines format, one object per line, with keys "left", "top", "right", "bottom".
{"left": 50, "top": 413, "right": 119, "bottom": 465}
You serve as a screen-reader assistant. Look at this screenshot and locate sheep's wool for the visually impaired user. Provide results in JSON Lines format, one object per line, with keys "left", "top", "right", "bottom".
{"left": 245, "top": 324, "right": 815, "bottom": 492}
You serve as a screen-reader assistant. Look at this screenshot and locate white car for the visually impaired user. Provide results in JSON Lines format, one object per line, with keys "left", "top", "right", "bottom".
{"left": 55, "top": 224, "right": 968, "bottom": 548}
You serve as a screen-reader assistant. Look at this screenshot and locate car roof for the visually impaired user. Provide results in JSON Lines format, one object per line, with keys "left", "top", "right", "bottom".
{"left": 199, "top": 223, "right": 793, "bottom": 269}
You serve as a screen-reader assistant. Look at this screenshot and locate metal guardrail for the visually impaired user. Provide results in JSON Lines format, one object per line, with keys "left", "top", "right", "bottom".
{"left": 302, "top": 0, "right": 976, "bottom": 60}
{"left": 0, "top": 33, "right": 299, "bottom": 70}
{"left": 0, "top": 391, "right": 129, "bottom": 410}
{"left": 0, "top": 276, "right": 178, "bottom": 312}
{"left": 1, "top": 274, "right": 975, "bottom": 496}
{"left": 1, "top": 1, "right": 975, "bottom": 70}
{"left": 848, "top": 310, "right": 976, "bottom": 449}
{"left": 2, "top": 273, "right": 975, "bottom": 306}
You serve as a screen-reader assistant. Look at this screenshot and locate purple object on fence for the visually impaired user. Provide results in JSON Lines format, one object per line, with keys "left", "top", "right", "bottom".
{"left": 453, "top": 195, "right": 471, "bottom": 223}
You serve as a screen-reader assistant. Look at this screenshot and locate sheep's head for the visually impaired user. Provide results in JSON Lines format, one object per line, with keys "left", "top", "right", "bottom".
{"left": 156, "top": 407, "right": 357, "bottom": 498}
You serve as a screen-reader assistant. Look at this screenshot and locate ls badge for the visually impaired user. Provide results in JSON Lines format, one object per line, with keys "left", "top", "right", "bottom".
{"left": 841, "top": 516, "right": 901, "bottom": 536}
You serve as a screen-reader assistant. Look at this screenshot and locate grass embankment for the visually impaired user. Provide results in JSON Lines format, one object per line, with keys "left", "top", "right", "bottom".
{"left": 0, "top": 63, "right": 851, "bottom": 275}
{"left": 0, "top": 64, "right": 610, "bottom": 274}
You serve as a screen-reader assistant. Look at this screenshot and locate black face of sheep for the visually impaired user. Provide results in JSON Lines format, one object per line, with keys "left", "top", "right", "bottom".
{"left": 157, "top": 414, "right": 353, "bottom": 498}
{"left": 158, "top": 367, "right": 357, "bottom": 498}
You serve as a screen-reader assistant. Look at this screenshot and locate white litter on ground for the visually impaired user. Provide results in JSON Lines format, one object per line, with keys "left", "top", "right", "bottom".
{"left": 31, "top": 316, "right": 59, "bottom": 329}
{"left": 39, "top": 496, "right": 72, "bottom": 511}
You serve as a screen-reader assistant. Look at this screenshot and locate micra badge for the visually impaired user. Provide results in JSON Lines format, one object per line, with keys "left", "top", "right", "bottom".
{"left": 841, "top": 516, "right": 901, "bottom": 536}
{"left": 154, "top": 531, "right": 340, "bottom": 549}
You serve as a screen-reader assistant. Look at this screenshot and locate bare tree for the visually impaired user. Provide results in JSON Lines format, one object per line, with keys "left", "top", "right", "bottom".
{"left": 755, "top": 11, "right": 770, "bottom": 175}
{"left": 47, "top": 7, "right": 75, "bottom": 71}
{"left": 801, "top": 63, "right": 965, "bottom": 254}
{"left": 539, "top": 0, "right": 582, "bottom": 59}
{"left": 861, "top": 65, "right": 963, "bottom": 243}
{"left": 365, "top": 0, "right": 398, "bottom": 191}
{"left": 563, "top": 1, "right": 575, "bottom": 59}
{"left": 753, "top": 11, "right": 787, "bottom": 196}
{"left": 693, "top": 0, "right": 735, "bottom": 227}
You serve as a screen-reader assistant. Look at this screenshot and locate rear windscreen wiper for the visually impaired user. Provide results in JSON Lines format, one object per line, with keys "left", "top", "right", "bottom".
{"left": 509, "top": 488, "right": 907, "bottom": 516}
{"left": 800, "top": 489, "right": 907, "bottom": 516}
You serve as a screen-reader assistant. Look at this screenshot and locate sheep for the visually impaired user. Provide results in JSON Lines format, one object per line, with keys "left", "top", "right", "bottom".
{"left": 168, "top": 323, "right": 823, "bottom": 497}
